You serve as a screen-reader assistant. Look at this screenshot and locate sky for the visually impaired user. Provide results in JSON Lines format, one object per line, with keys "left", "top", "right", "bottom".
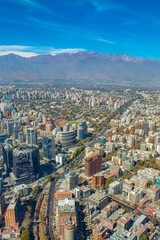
{"left": 0, "top": 0, "right": 160, "bottom": 59}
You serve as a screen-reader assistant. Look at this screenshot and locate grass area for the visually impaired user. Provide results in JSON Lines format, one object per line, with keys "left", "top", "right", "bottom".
{"left": 68, "top": 121, "right": 80, "bottom": 126}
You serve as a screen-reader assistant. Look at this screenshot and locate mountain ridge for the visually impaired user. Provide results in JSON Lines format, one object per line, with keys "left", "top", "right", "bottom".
{"left": 0, "top": 51, "right": 160, "bottom": 87}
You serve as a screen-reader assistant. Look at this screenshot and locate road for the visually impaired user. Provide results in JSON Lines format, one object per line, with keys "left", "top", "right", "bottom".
{"left": 46, "top": 174, "right": 64, "bottom": 240}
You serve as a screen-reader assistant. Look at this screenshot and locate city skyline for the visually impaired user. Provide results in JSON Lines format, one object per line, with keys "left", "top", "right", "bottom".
{"left": 0, "top": 0, "right": 160, "bottom": 59}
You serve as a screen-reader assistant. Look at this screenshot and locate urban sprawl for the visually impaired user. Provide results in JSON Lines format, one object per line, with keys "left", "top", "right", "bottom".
{"left": 0, "top": 86, "right": 160, "bottom": 240}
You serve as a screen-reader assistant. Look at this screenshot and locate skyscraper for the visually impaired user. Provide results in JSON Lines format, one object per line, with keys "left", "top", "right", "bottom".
{"left": 12, "top": 145, "right": 40, "bottom": 185}
{"left": 42, "top": 136, "right": 55, "bottom": 160}
{"left": 85, "top": 154, "right": 102, "bottom": 177}
{"left": 77, "top": 121, "right": 87, "bottom": 140}
{"left": 26, "top": 128, "right": 37, "bottom": 145}
{"left": 65, "top": 172, "right": 79, "bottom": 190}
{"left": 7, "top": 120, "right": 14, "bottom": 134}
{"left": 2, "top": 143, "right": 13, "bottom": 174}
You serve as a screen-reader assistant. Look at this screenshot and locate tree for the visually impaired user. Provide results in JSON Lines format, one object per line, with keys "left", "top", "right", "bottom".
{"left": 94, "top": 219, "right": 99, "bottom": 223}
{"left": 39, "top": 213, "right": 46, "bottom": 221}
{"left": 152, "top": 218, "right": 157, "bottom": 226}
{"left": 47, "top": 175, "right": 54, "bottom": 181}
{"left": 140, "top": 234, "right": 147, "bottom": 240}
{"left": 105, "top": 177, "right": 116, "bottom": 188}
{"left": 21, "top": 230, "right": 30, "bottom": 240}
{"left": 33, "top": 185, "right": 40, "bottom": 194}
{"left": 132, "top": 203, "right": 138, "bottom": 209}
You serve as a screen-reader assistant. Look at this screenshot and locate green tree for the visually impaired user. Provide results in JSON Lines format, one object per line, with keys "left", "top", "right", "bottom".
{"left": 21, "top": 229, "right": 30, "bottom": 240}
{"left": 33, "top": 185, "right": 40, "bottom": 194}
{"left": 152, "top": 218, "right": 157, "bottom": 226}
{"left": 140, "top": 234, "right": 147, "bottom": 240}
{"left": 94, "top": 219, "right": 99, "bottom": 223}
{"left": 47, "top": 175, "right": 54, "bottom": 181}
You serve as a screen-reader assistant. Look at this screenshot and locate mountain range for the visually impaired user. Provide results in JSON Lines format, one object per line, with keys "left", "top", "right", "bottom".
{"left": 0, "top": 51, "right": 160, "bottom": 87}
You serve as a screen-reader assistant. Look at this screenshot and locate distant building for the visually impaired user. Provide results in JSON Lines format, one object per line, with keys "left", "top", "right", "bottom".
{"left": 65, "top": 172, "right": 79, "bottom": 190}
{"left": 85, "top": 154, "right": 102, "bottom": 177}
{"left": 42, "top": 136, "right": 55, "bottom": 160}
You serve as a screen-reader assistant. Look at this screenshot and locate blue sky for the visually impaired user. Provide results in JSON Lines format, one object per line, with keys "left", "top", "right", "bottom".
{"left": 0, "top": 0, "right": 160, "bottom": 59}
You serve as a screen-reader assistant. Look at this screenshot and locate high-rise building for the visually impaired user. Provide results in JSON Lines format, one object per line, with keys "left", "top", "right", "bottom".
{"left": 77, "top": 121, "right": 87, "bottom": 140}
{"left": 65, "top": 172, "right": 79, "bottom": 190}
{"left": 1, "top": 103, "right": 9, "bottom": 114}
{"left": 7, "top": 120, "right": 14, "bottom": 134}
{"left": 26, "top": 128, "right": 37, "bottom": 145}
{"left": 85, "top": 154, "right": 102, "bottom": 177}
{"left": 5, "top": 194, "right": 20, "bottom": 227}
{"left": 2, "top": 143, "right": 13, "bottom": 174}
{"left": 11, "top": 145, "right": 40, "bottom": 185}
{"left": 18, "top": 132, "right": 26, "bottom": 144}
{"left": 42, "top": 136, "right": 55, "bottom": 160}
{"left": 13, "top": 121, "right": 19, "bottom": 139}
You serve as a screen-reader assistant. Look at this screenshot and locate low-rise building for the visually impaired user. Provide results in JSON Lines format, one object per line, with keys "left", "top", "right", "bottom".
{"left": 128, "top": 188, "right": 143, "bottom": 203}
{"left": 55, "top": 188, "right": 73, "bottom": 201}
{"left": 147, "top": 186, "right": 160, "bottom": 202}
{"left": 102, "top": 202, "right": 119, "bottom": 217}
{"left": 108, "top": 180, "right": 124, "bottom": 195}
{"left": 117, "top": 214, "right": 132, "bottom": 231}
{"left": 89, "top": 192, "right": 108, "bottom": 210}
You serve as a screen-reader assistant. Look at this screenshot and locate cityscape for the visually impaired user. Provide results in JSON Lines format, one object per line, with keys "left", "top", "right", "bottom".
{"left": 0, "top": 0, "right": 160, "bottom": 240}
{"left": 0, "top": 86, "right": 159, "bottom": 240}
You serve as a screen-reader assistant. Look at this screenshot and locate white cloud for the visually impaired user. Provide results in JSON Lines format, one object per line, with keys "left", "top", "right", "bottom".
{"left": 0, "top": 45, "right": 33, "bottom": 51}
{"left": 50, "top": 48, "right": 86, "bottom": 55}
{"left": 0, "top": 45, "right": 86, "bottom": 58}
{"left": 98, "top": 38, "right": 116, "bottom": 45}
{"left": 0, "top": 51, "right": 38, "bottom": 57}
